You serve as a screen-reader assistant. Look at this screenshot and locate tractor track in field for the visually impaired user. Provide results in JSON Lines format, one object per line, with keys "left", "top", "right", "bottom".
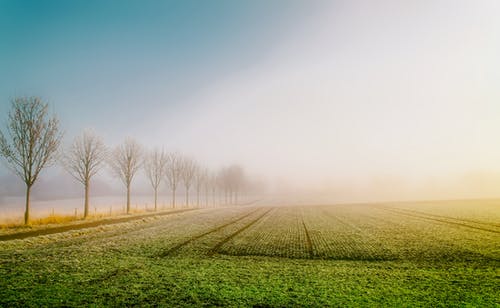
{"left": 301, "top": 218, "right": 314, "bottom": 259}
{"left": 41, "top": 208, "right": 226, "bottom": 253}
{"left": 381, "top": 206, "right": 500, "bottom": 229}
{"left": 2, "top": 208, "right": 218, "bottom": 256}
{"left": 207, "top": 208, "right": 274, "bottom": 256}
{"left": 157, "top": 207, "right": 265, "bottom": 257}
{"left": 0, "top": 208, "right": 197, "bottom": 242}
{"left": 377, "top": 207, "right": 500, "bottom": 234}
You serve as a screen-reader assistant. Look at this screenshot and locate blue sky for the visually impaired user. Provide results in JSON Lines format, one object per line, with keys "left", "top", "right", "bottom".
{"left": 0, "top": 0, "right": 313, "bottom": 135}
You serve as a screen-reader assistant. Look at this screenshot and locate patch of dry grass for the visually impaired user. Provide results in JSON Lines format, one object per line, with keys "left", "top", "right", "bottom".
{"left": 0, "top": 208, "right": 172, "bottom": 233}
{"left": 0, "top": 214, "right": 80, "bottom": 230}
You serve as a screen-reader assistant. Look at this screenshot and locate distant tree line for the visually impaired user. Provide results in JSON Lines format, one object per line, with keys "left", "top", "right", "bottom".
{"left": 0, "top": 97, "right": 249, "bottom": 224}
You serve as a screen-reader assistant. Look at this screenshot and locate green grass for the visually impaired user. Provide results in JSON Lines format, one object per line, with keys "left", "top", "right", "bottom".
{"left": 0, "top": 202, "right": 498, "bottom": 306}
{"left": 1, "top": 255, "right": 497, "bottom": 307}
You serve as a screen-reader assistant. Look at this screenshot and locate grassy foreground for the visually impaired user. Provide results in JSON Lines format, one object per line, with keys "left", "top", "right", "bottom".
{"left": 1, "top": 256, "right": 498, "bottom": 306}
{"left": 0, "top": 202, "right": 498, "bottom": 306}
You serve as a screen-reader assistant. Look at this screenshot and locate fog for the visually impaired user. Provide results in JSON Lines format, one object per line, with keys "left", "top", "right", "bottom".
{"left": 1, "top": 0, "right": 500, "bottom": 209}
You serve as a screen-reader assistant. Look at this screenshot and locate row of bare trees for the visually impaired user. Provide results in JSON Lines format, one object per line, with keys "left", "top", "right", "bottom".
{"left": 0, "top": 97, "right": 248, "bottom": 224}
{"left": 65, "top": 135, "right": 247, "bottom": 218}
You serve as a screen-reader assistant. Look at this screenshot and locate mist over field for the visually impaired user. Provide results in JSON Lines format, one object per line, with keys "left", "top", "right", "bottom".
{"left": 1, "top": 0, "right": 500, "bottom": 206}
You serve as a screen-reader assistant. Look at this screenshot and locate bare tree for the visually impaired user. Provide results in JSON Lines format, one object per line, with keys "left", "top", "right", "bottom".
{"left": 227, "top": 165, "right": 245, "bottom": 205}
{"left": 165, "top": 152, "right": 182, "bottom": 208}
{"left": 62, "top": 130, "right": 107, "bottom": 218}
{"left": 194, "top": 167, "right": 207, "bottom": 207}
{"left": 217, "top": 165, "right": 245, "bottom": 205}
{"left": 180, "top": 157, "right": 197, "bottom": 207}
{"left": 144, "top": 148, "right": 167, "bottom": 211}
{"left": 218, "top": 167, "right": 230, "bottom": 205}
{"left": 203, "top": 169, "right": 211, "bottom": 207}
{"left": 209, "top": 172, "right": 218, "bottom": 207}
{"left": 109, "top": 138, "right": 142, "bottom": 214}
{"left": 0, "top": 97, "right": 62, "bottom": 224}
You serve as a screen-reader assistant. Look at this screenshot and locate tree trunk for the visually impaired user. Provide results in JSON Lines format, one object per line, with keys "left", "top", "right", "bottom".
{"left": 154, "top": 187, "right": 158, "bottom": 211}
{"left": 126, "top": 182, "right": 131, "bottom": 214}
{"left": 185, "top": 188, "right": 189, "bottom": 207}
{"left": 196, "top": 188, "right": 200, "bottom": 207}
{"left": 172, "top": 187, "right": 176, "bottom": 208}
{"left": 235, "top": 190, "right": 238, "bottom": 205}
{"left": 24, "top": 185, "right": 31, "bottom": 225}
{"left": 84, "top": 182, "right": 89, "bottom": 218}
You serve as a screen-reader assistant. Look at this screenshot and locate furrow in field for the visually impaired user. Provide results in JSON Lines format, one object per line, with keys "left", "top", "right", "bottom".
{"left": 207, "top": 208, "right": 273, "bottom": 256}
{"left": 0, "top": 208, "right": 197, "bottom": 241}
{"left": 157, "top": 207, "right": 263, "bottom": 257}
{"left": 383, "top": 200, "right": 500, "bottom": 227}
{"left": 0, "top": 208, "right": 204, "bottom": 254}
{"left": 380, "top": 206, "right": 500, "bottom": 229}
{"left": 84, "top": 208, "right": 270, "bottom": 284}
{"left": 301, "top": 218, "right": 314, "bottom": 259}
{"left": 0, "top": 207, "right": 254, "bottom": 260}
{"left": 82, "top": 207, "right": 255, "bottom": 257}
{"left": 303, "top": 206, "right": 394, "bottom": 260}
{"left": 377, "top": 206, "right": 500, "bottom": 234}
{"left": 350, "top": 205, "right": 499, "bottom": 261}
{"left": 217, "top": 207, "right": 310, "bottom": 259}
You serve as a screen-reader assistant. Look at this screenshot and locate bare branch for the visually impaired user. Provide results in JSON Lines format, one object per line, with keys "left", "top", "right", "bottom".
{"left": 62, "top": 129, "right": 107, "bottom": 185}
{"left": 181, "top": 157, "right": 198, "bottom": 191}
{"left": 109, "top": 138, "right": 142, "bottom": 187}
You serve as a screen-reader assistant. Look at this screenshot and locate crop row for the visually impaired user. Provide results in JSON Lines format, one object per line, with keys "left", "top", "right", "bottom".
{"left": 2, "top": 202, "right": 497, "bottom": 262}
{"left": 382, "top": 200, "right": 500, "bottom": 226}
{"left": 0, "top": 207, "right": 254, "bottom": 258}
{"left": 334, "top": 205, "right": 499, "bottom": 261}
{"left": 218, "top": 206, "right": 310, "bottom": 259}
{"left": 375, "top": 206, "right": 500, "bottom": 233}
{"left": 212, "top": 204, "right": 499, "bottom": 261}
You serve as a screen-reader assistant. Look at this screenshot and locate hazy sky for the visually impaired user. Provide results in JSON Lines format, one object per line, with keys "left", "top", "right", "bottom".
{"left": 1, "top": 0, "right": 500, "bottom": 202}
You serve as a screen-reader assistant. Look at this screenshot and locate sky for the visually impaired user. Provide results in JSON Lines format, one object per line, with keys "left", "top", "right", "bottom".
{"left": 1, "top": 0, "right": 500, "bottom": 203}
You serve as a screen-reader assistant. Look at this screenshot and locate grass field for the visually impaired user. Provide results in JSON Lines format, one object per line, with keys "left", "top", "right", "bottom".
{"left": 0, "top": 200, "right": 499, "bottom": 306}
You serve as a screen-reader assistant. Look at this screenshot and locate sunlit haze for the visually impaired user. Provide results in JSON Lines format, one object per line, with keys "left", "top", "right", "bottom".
{"left": 1, "top": 0, "right": 500, "bottom": 203}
